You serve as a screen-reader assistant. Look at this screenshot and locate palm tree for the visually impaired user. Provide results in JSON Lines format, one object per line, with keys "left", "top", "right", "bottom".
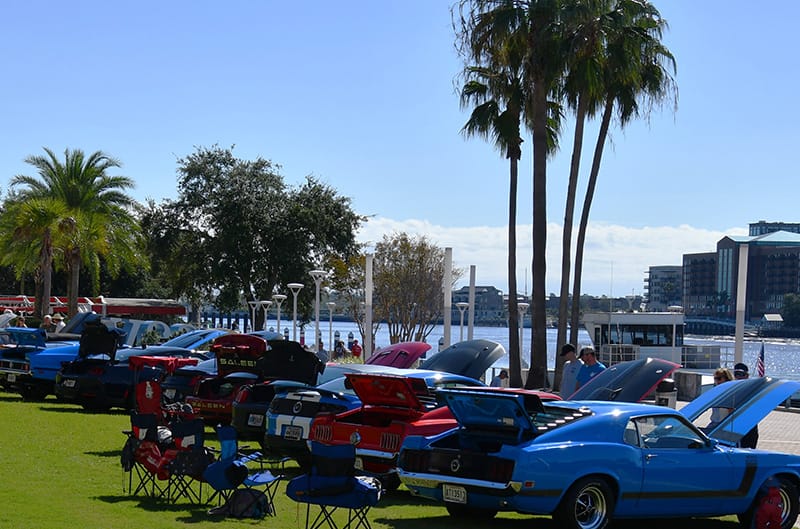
{"left": 459, "top": 38, "right": 528, "bottom": 386}
{"left": 569, "top": 0, "right": 677, "bottom": 345}
{"left": 0, "top": 197, "right": 68, "bottom": 319}
{"left": 9, "top": 148, "right": 144, "bottom": 316}
{"left": 456, "top": 0, "right": 568, "bottom": 388}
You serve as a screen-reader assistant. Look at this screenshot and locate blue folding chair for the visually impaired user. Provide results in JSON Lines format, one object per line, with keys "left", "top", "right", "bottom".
{"left": 286, "top": 441, "right": 382, "bottom": 529}
{"left": 202, "top": 425, "right": 282, "bottom": 516}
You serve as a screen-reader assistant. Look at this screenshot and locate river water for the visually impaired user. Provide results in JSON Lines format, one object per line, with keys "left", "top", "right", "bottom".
{"left": 270, "top": 319, "right": 800, "bottom": 380}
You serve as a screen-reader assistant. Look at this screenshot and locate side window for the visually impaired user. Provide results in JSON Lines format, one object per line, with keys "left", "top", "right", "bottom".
{"left": 634, "top": 415, "right": 706, "bottom": 450}
{"left": 623, "top": 421, "right": 640, "bottom": 447}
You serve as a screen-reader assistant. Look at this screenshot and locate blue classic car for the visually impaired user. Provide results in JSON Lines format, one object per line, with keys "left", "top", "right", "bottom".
{"left": 398, "top": 376, "right": 800, "bottom": 529}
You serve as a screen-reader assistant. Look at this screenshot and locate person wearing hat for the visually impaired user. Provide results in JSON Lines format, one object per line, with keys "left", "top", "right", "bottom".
{"left": 40, "top": 314, "right": 55, "bottom": 332}
{"left": 575, "top": 346, "right": 606, "bottom": 390}
{"left": 350, "top": 339, "right": 362, "bottom": 360}
{"left": 559, "top": 343, "right": 582, "bottom": 397}
{"left": 734, "top": 362, "right": 759, "bottom": 448}
{"left": 52, "top": 314, "right": 66, "bottom": 333}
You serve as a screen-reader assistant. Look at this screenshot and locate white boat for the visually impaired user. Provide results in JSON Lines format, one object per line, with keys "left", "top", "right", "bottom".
{"left": 582, "top": 310, "right": 720, "bottom": 369}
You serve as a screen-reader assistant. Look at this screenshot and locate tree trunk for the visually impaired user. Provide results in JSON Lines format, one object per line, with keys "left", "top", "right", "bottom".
{"left": 507, "top": 150, "right": 522, "bottom": 387}
{"left": 68, "top": 248, "right": 81, "bottom": 317}
{"left": 570, "top": 96, "right": 614, "bottom": 345}
{"left": 555, "top": 96, "right": 587, "bottom": 391}
{"left": 38, "top": 229, "right": 53, "bottom": 319}
{"left": 527, "top": 86, "right": 549, "bottom": 390}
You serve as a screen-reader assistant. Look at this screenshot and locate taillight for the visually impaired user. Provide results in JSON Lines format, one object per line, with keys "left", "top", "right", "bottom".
{"left": 380, "top": 432, "right": 402, "bottom": 452}
{"left": 234, "top": 386, "right": 250, "bottom": 404}
{"left": 312, "top": 424, "right": 332, "bottom": 442}
{"left": 399, "top": 450, "right": 430, "bottom": 472}
{"left": 487, "top": 458, "right": 515, "bottom": 482}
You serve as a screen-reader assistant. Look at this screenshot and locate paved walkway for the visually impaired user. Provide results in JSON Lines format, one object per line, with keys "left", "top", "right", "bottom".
{"left": 751, "top": 405, "right": 800, "bottom": 454}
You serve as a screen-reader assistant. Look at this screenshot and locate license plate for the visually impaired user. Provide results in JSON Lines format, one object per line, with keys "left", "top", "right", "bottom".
{"left": 354, "top": 456, "right": 363, "bottom": 470}
{"left": 63, "top": 379, "right": 76, "bottom": 388}
{"left": 164, "top": 388, "right": 176, "bottom": 399}
{"left": 283, "top": 425, "right": 302, "bottom": 441}
{"left": 247, "top": 414, "right": 264, "bottom": 427}
{"left": 7, "top": 374, "right": 15, "bottom": 383}
{"left": 443, "top": 484, "right": 467, "bottom": 504}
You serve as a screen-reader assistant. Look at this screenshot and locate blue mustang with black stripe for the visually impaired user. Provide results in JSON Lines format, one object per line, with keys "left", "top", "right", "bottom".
{"left": 398, "top": 367, "right": 800, "bottom": 529}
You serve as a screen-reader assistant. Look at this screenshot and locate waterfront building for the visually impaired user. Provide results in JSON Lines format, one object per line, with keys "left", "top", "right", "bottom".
{"left": 451, "top": 285, "right": 505, "bottom": 325}
{"left": 644, "top": 265, "right": 682, "bottom": 311}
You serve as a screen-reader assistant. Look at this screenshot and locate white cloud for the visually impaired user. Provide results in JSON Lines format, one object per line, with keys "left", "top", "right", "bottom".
{"left": 358, "top": 218, "right": 746, "bottom": 297}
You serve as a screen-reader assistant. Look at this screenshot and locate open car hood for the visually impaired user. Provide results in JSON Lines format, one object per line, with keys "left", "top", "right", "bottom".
{"left": 2, "top": 327, "right": 48, "bottom": 349}
{"left": 365, "top": 341, "right": 431, "bottom": 368}
{"left": 419, "top": 339, "right": 505, "bottom": 381}
{"left": 568, "top": 357, "right": 679, "bottom": 402}
{"left": 680, "top": 377, "right": 800, "bottom": 446}
{"left": 257, "top": 340, "right": 325, "bottom": 385}
{"left": 346, "top": 373, "right": 427, "bottom": 410}
{"left": 212, "top": 334, "right": 268, "bottom": 376}
{"left": 77, "top": 320, "right": 126, "bottom": 360}
{"left": 438, "top": 388, "right": 538, "bottom": 439}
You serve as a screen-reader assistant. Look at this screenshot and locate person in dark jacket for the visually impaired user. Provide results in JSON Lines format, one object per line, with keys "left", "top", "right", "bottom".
{"left": 734, "top": 362, "right": 759, "bottom": 449}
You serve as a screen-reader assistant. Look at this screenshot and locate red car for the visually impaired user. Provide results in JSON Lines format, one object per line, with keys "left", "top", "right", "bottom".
{"left": 310, "top": 373, "right": 559, "bottom": 490}
{"left": 186, "top": 334, "right": 323, "bottom": 424}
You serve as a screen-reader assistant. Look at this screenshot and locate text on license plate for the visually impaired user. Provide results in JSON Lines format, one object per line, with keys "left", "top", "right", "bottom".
{"left": 7, "top": 374, "right": 16, "bottom": 383}
{"left": 64, "top": 379, "right": 76, "bottom": 388}
{"left": 247, "top": 414, "right": 264, "bottom": 427}
{"left": 283, "top": 425, "right": 302, "bottom": 441}
{"left": 443, "top": 484, "right": 467, "bottom": 504}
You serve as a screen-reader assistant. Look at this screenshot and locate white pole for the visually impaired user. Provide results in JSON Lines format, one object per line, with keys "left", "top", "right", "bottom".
{"left": 456, "top": 302, "right": 469, "bottom": 342}
{"left": 468, "top": 265, "right": 476, "bottom": 340}
{"left": 260, "top": 301, "right": 272, "bottom": 331}
{"left": 272, "top": 294, "right": 286, "bottom": 334}
{"left": 310, "top": 270, "right": 327, "bottom": 352}
{"left": 443, "top": 247, "right": 452, "bottom": 348}
{"left": 734, "top": 244, "right": 749, "bottom": 364}
{"left": 365, "top": 254, "right": 373, "bottom": 357}
{"left": 327, "top": 301, "right": 335, "bottom": 353}
{"left": 287, "top": 283, "right": 304, "bottom": 341}
{"left": 518, "top": 302, "right": 530, "bottom": 359}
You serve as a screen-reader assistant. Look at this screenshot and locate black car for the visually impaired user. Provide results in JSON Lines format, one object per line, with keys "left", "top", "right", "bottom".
{"left": 55, "top": 322, "right": 198, "bottom": 411}
{"left": 161, "top": 357, "right": 217, "bottom": 404}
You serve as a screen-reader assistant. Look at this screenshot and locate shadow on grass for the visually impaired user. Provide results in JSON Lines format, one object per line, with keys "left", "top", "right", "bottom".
{"left": 37, "top": 403, "right": 128, "bottom": 415}
{"left": 0, "top": 394, "right": 22, "bottom": 402}
{"left": 96, "top": 494, "right": 231, "bottom": 524}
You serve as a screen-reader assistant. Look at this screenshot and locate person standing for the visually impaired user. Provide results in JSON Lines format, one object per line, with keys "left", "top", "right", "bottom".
{"left": 490, "top": 369, "right": 508, "bottom": 387}
{"left": 350, "top": 339, "right": 362, "bottom": 360}
{"left": 575, "top": 347, "right": 606, "bottom": 390}
{"left": 52, "top": 314, "right": 66, "bottom": 333}
{"left": 734, "top": 362, "right": 759, "bottom": 448}
{"left": 559, "top": 344, "right": 583, "bottom": 398}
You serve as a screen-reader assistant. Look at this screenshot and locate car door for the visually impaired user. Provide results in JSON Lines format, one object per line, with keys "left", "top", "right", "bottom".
{"left": 631, "top": 415, "right": 740, "bottom": 516}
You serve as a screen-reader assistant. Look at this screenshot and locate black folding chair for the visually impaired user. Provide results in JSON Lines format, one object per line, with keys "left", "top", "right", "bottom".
{"left": 166, "top": 418, "right": 213, "bottom": 503}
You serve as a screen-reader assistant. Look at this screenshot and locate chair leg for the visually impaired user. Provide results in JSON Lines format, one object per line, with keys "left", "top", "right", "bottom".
{"left": 344, "top": 507, "right": 373, "bottom": 529}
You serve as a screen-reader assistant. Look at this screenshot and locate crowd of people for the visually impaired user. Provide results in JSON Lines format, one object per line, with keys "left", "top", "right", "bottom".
{"left": 2, "top": 309, "right": 66, "bottom": 332}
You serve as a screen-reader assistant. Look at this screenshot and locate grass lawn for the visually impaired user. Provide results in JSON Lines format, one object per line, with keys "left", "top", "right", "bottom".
{"left": 0, "top": 391, "right": 747, "bottom": 529}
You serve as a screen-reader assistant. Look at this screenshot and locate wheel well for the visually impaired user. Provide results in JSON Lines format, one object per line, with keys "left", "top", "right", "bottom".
{"left": 564, "top": 473, "right": 619, "bottom": 504}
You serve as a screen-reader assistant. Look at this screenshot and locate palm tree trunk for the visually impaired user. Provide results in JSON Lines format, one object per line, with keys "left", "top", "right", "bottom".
{"left": 527, "top": 86, "right": 549, "bottom": 390}
{"left": 68, "top": 248, "right": 81, "bottom": 317}
{"left": 38, "top": 229, "right": 53, "bottom": 319}
{"left": 570, "top": 96, "right": 614, "bottom": 345}
{"left": 555, "top": 96, "right": 587, "bottom": 390}
{"left": 507, "top": 149, "right": 522, "bottom": 387}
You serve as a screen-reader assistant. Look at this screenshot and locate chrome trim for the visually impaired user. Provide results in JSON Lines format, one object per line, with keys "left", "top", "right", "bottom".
{"left": 398, "top": 470, "right": 520, "bottom": 492}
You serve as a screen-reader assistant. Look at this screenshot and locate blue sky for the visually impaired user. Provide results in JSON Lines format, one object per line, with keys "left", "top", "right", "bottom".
{"left": 2, "top": 1, "right": 795, "bottom": 297}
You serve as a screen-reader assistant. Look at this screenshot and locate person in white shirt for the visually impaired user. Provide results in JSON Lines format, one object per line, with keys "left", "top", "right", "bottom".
{"left": 559, "top": 343, "right": 583, "bottom": 398}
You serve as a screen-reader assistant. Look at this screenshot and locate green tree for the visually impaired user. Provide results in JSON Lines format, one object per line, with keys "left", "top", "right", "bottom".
{"left": 569, "top": 0, "right": 677, "bottom": 346}
{"left": 143, "top": 145, "right": 364, "bottom": 328}
{"left": 781, "top": 293, "right": 800, "bottom": 328}
{"left": 4, "top": 148, "right": 144, "bottom": 317}
{"left": 371, "top": 233, "right": 459, "bottom": 345}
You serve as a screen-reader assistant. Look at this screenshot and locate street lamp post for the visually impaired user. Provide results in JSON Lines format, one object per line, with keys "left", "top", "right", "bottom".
{"left": 327, "top": 302, "right": 336, "bottom": 355}
{"left": 272, "top": 294, "right": 287, "bottom": 334}
{"left": 456, "top": 302, "right": 469, "bottom": 342}
{"left": 309, "top": 270, "right": 327, "bottom": 352}
{"left": 287, "top": 283, "right": 304, "bottom": 341}
{"left": 260, "top": 300, "right": 272, "bottom": 331}
{"left": 248, "top": 301, "right": 258, "bottom": 333}
{"left": 517, "top": 302, "right": 530, "bottom": 358}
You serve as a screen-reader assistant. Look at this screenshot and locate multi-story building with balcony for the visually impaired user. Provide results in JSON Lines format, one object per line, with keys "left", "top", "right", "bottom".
{"left": 644, "top": 265, "right": 682, "bottom": 311}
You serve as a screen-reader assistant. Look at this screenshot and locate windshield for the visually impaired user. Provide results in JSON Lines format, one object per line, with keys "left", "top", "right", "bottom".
{"left": 162, "top": 330, "right": 222, "bottom": 349}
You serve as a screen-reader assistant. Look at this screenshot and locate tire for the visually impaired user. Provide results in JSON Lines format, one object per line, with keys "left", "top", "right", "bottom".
{"left": 553, "top": 476, "right": 614, "bottom": 529}
{"left": 445, "top": 503, "right": 497, "bottom": 520}
{"left": 19, "top": 385, "right": 49, "bottom": 401}
{"left": 738, "top": 476, "right": 799, "bottom": 529}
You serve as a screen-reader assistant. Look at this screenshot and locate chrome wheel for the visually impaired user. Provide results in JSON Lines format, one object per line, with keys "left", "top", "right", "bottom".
{"left": 574, "top": 483, "right": 609, "bottom": 529}
{"left": 555, "top": 477, "right": 614, "bottom": 529}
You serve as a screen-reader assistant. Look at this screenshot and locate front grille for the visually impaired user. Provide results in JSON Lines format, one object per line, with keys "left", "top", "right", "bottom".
{"left": 0, "top": 359, "right": 29, "bottom": 373}
{"left": 401, "top": 448, "right": 515, "bottom": 482}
